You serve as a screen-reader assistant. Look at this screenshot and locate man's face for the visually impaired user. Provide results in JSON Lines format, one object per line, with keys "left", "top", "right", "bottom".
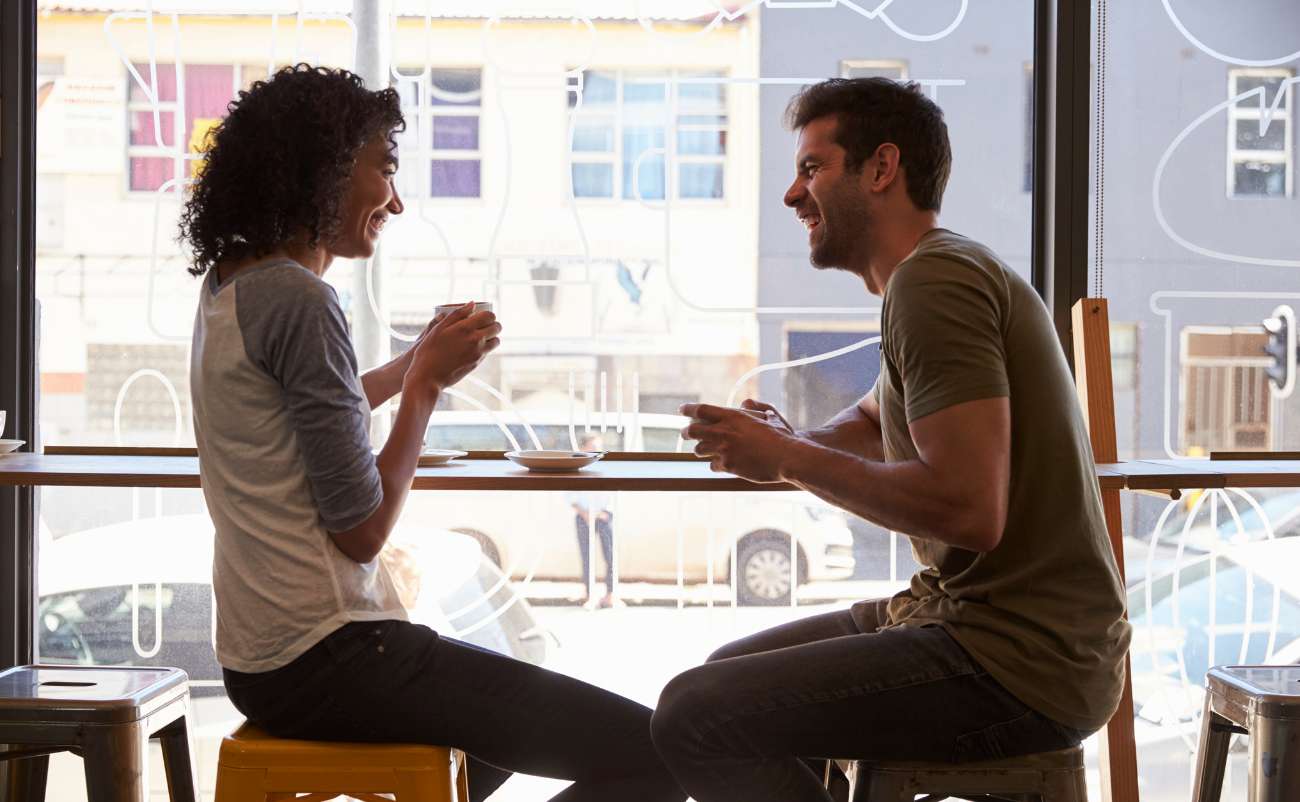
{"left": 782, "top": 115, "right": 871, "bottom": 272}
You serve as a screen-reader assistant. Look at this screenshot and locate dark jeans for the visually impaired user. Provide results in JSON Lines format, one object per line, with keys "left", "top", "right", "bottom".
{"left": 574, "top": 513, "right": 615, "bottom": 595}
{"left": 650, "top": 602, "right": 1090, "bottom": 802}
{"left": 224, "top": 620, "right": 684, "bottom": 802}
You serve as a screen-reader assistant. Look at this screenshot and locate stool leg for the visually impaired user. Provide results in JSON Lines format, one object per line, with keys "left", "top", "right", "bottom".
{"left": 1192, "top": 697, "right": 1235, "bottom": 802}
{"left": 850, "top": 763, "right": 911, "bottom": 802}
{"left": 1248, "top": 716, "right": 1300, "bottom": 802}
{"left": 213, "top": 765, "right": 268, "bottom": 802}
{"left": 156, "top": 717, "right": 197, "bottom": 802}
{"left": 2, "top": 754, "right": 50, "bottom": 802}
{"left": 82, "top": 723, "right": 147, "bottom": 802}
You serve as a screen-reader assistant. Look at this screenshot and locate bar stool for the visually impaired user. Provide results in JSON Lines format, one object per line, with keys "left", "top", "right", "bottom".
{"left": 214, "top": 722, "right": 469, "bottom": 801}
{"left": 846, "top": 744, "right": 1087, "bottom": 801}
{"left": 0, "top": 664, "right": 195, "bottom": 802}
{"left": 1192, "top": 665, "right": 1300, "bottom": 802}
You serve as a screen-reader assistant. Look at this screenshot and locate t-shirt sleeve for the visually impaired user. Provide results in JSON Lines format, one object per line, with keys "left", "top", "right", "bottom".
{"left": 885, "top": 256, "right": 1010, "bottom": 423}
{"left": 236, "top": 268, "right": 383, "bottom": 532}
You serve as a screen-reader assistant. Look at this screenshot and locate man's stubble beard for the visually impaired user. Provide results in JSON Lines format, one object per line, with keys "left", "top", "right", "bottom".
{"left": 808, "top": 175, "right": 871, "bottom": 275}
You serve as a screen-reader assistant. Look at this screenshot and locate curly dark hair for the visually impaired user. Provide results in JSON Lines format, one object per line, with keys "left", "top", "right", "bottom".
{"left": 785, "top": 77, "right": 951, "bottom": 212}
{"left": 179, "top": 64, "right": 405, "bottom": 276}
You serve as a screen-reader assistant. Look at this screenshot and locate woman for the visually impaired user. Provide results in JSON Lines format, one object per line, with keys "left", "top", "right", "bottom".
{"left": 183, "top": 64, "right": 683, "bottom": 802}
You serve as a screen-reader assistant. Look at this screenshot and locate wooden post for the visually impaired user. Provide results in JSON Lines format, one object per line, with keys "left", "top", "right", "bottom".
{"left": 1071, "top": 298, "right": 1140, "bottom": 802}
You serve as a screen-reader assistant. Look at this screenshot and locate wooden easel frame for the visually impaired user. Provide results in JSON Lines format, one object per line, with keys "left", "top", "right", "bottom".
{"left": 1072, "top": 298, "right": 1140, "bottom": 802}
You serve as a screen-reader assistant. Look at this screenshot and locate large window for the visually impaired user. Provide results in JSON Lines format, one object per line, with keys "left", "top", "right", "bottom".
{"left": 126, "top": 63, "right": 264, "bottom": 193}
{"left": 395, "top": 67, "right": 483, "bottom": 198}
{"left": 567, "top": 69, "right": 727, "bottom": 201}
{"left": 1227, "top": 68, "right": 1294, "bottom": 198}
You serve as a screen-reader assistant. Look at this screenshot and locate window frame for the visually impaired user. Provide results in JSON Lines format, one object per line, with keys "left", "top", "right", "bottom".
{"left": 394, "top": 65, "right": 485, "bottom": 201}
{"left": 1226, "top": 67, "right": 1294, "bottom": 199}
{"left": 567, "top": 68, "right": 729, "bottom": 205}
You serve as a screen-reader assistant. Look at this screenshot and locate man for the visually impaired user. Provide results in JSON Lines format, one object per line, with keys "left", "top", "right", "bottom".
{"left": 567, "top": 432, "right": 622, "bottom": 609}
{"left": 650, "top": 78, "right": 1130, "bottom": 802}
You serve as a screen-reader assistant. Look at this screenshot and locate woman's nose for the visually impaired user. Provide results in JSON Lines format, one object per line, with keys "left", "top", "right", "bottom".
{"left": 387, "top": 183, "right": 404, "bottom": 215}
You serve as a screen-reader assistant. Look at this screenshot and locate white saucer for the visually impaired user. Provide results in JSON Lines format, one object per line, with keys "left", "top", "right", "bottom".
{"left": 0, "top": 439, "right": 26, "bottom": 455}
{"left": 505, "top": 450, "right": 603, "bottom": 472}
{"left": 421, "top": 449, "right": 467, "bottom": 465}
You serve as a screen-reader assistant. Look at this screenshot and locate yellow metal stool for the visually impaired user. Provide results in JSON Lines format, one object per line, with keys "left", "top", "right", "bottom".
{"left": 213, "top": 723, "right": 469, "bottom": 802}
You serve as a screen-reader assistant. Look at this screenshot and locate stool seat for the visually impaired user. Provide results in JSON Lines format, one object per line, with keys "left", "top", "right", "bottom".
{"left": 215, "top": 722, "right": 468, "bottom": 801}
{"left": 849, "top": 745, "right": 1087, "bottom": 802}
{"left": 1193, "top": 665, "right": 1300, "bottom": 802}
{"left": 0, "top": 664, "right": 196, "bottom": 802}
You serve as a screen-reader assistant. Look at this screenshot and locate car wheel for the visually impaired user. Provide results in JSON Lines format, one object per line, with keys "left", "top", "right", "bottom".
{"left": 736, "top": 532, "right": 804, "bottom": 606}
{"left": 453, "top": 528, "right": 502, "bottom": 568}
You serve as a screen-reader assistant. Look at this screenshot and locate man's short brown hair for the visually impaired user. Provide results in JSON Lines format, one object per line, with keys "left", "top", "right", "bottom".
{"left": 784, "top": 77, "right": 952, "bottom": 212}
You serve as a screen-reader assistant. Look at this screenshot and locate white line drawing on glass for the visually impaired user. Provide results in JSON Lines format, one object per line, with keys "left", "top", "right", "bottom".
{"left": 114, "top": 368, "right": 184, "bottom": 659}
{"left": 1138, "top": 488, "right": 1283, "bottom": 748}
{"left": 1152, "top": 77, "right": 1300, "bottom": 269}
{"left": 1151, "top": 291, "right": 1300, "bottom": 458}
{"left": 654, "top": 0, "right": 969, "bottom": 45}
{"left": 148, "top": 179, "right": 195, "bottom": 342}
{"left": 666, "top": 335, "right": 879, "bottom": 453}
{"left": 1160, "top": 0, "right": 1300, "bottom": 68}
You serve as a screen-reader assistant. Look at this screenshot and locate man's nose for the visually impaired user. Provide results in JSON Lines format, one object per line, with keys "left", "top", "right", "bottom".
{"left": 783, "top": 178, "right": 804, "bottom": 208}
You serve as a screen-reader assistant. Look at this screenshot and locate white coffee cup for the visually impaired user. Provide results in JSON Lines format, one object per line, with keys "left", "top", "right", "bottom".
{"left": 0, "top": 410, "right": 5, "bottom": 437}
{"left": 434, "top": 301, "right": 493, "bottom": 320}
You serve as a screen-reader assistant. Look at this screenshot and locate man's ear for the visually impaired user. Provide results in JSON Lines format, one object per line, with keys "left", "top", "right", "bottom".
{"left": 868, "top": 143, "right": 902, "bottom": 193}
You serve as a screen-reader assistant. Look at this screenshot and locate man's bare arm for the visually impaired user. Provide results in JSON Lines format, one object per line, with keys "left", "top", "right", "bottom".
{"left": 799, "top": 392, "right": 884, "bottom": 461}
{"left": 779, "top": 397, "right": 1009, "bottom": 551}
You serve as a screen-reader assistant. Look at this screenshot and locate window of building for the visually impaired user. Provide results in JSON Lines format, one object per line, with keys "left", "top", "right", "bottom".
{"left": 567, "top": 69, "right": 727, "bottom": 201}
{"left": 1181, "top": 327, "right": 1273, "bottom": 453}
{"left": 126, "top": 63, "right": 265, "bottom": 193}
{"left": 1227, "top": 68, "right": 1293, "bottom": 198}
{"left": 395, "top": 67, "right": 483, "bottom": 198}
{"left": 839, "top": 60, "right": 907, "bottom": 80}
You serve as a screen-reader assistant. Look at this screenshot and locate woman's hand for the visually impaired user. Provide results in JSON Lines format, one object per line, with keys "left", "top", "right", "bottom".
{"left": 402, "top": 302, "right": 501, "bottom": 404}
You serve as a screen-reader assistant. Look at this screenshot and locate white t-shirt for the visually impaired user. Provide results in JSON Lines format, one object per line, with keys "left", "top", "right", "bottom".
{"left": 190, "top": 259, "right": 406, "bottom": 673}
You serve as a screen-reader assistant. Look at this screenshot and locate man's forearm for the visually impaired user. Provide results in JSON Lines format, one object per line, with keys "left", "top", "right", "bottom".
{"left": 800, "top": 404, "right": 884, "bottom": 461}
{"left": 778, "top": 439, "right": 994, "bottom": 552}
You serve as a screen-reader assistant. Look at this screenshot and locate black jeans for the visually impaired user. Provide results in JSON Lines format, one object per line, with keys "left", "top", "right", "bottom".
{"left": 574, "top": 513, "right": 615, "bottom": 595}
{"left": 224, "top": 620, "right": 684, "bottom": 802}
{"left": 650, "top": 602, "right": 1090, "bottom": 802}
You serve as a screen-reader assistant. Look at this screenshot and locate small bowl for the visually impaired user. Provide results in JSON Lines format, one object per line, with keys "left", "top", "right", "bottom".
{"left": 0, "top": 439, "right": 26, "bottom": 456}
{"left": 504, "top": 450, "right": 604, "bottom": 472}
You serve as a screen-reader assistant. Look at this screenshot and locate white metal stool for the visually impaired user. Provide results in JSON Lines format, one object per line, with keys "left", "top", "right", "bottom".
{"left": 0, "top": 664, "right": 196, "bottom": 802}
{"left": 1193, "top": 665, "right": 1300, "bottom": 802}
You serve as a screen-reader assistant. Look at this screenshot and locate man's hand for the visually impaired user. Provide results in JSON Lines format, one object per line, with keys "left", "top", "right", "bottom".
{"left": 680, "top": 402, "right": 802, "bottom": 483}
{"left": 739, "top": 398, "right": 795, "bottom": 434}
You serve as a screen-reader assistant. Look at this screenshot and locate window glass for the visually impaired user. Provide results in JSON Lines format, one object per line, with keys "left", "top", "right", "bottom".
{"left": 33, "top": 5, "right": 1042, "bottom": 798}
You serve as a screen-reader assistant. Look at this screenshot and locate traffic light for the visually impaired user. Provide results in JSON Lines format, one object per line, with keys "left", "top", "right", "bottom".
{"left": 1263, "top": 304, "right": 1296, "bottom": 399}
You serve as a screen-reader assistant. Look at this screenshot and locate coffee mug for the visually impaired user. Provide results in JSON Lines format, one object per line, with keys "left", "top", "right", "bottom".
{"left": 0, "top": 410, "right": 5, "bottom": 437}
{"left": 435, "top": 301, "right": 493, "bottom": 320}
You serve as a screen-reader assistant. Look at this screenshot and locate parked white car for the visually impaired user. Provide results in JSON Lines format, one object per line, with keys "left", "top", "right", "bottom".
{"left": 413, "top": 410, "right": 856, "bottom": 605}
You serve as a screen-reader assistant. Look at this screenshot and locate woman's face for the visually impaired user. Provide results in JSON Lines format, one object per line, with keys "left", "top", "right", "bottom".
{"left": 329, "top": 132, "right": 404, "bottom": 260}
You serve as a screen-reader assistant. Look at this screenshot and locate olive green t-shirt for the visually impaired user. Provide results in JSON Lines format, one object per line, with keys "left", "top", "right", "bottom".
{"left": 874, "top": 228, "right": 1130, "bottom": 732}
